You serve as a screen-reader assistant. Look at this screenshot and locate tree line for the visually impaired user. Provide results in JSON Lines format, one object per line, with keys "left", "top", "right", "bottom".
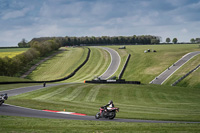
{"left": 1, "top": 39, "right": 61, "bottom": 76}
{"left": 165, "top": 37, "right": 200, "bottom": 44}
{"left": 190, "top": 38, "right": 200, "bottom": 43}
{"left": 28, "top": 35, "right": 161, "bottom": 47}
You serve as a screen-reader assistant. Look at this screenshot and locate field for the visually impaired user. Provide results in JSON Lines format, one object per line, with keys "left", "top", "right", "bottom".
{"left": 0, "top": 48, "right": 28, "bottom": 58}
{"left": 1, "top": 116, "right": 200, "bottom": 133}
{"left": 1, "top": 44, "right": 200, "bottom": 132}
{"left": 24, "top": 44, "right": 199, "bottom": 86}
{"left": 65, "top": 47, "right": 111, "bottom": 82}
{"left": 27, "top": 47, "right": 88, "bottom": 81}
{"left": 108, "top": 44, "right": 200, "bottom": 84}
{"left": 7, "top": 83, "right": 200, "bottom": 122}
{"left": 27, "top": 47, "right": 111, "bottom": 82}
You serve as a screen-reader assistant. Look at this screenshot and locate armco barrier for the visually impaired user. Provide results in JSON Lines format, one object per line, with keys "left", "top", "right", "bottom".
{"left": 85, "top": 79, "right": 141, "bottom": 84}
{"left": 171, "top": 64, "right": 200, "bottom": 86}
{"left": 0, "top": 48, "right": 91, "bottom": 84}
{"left": 118, "top": 54, "right": 131, "bottom": 79}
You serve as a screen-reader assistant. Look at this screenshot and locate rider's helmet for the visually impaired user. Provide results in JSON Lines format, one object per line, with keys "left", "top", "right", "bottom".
{"left": 108, "top": 100, "right": 113, "bottom": 104}
{"left": 4, "top": 93, "right": 8, "bottom": 100}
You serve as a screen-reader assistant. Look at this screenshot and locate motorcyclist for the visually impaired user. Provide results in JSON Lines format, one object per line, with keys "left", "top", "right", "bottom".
{"left": 105, "top": 100, "right": 114, "bottom": 111}
{"left": 0, "top": 93, "right": 8, "bottom": 106}
{"left": 0, "top": 93, "right": 8, "bottom": 100}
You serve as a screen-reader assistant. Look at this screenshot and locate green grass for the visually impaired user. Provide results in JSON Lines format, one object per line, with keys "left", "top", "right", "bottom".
{"left": 0, "top": 116, "right": 200, "bottom": 133}
{"left": 7, "top": 83, "right": 200, "bottom": 122}
{"left": 164, "top": 54, "right": 200, "bottom": 87}
{"left": 27, "top": 47, "right": 88, "bottom": 81}
{"left": 177, "top": 66, "right": 200, "bottom": 88}
{"left": 109, "top": 44, "right": 199, "bottom": 84}
{"left": 65, "top": 47, "right": 111, "bottom": 83}
{"left": 1, "top": 44, "right": 200, "bottom": 132}
{"left": 0, "top": 48, "right": 28, "bottom": 58}
{"left": 28, "top": 47, "right": 111, "bottom": 83}
{"left": 0, "top": 76, "right": 32, "bottom": 82}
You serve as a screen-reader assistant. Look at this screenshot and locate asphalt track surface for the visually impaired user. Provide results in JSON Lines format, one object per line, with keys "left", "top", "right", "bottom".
{"left": 98, "top": 47, "right": 121, "bottom": 79}
{"left": 0, "top": 49, "right": 200, "bottom": 123}
{"left": 151, "top": 51, "right": 200, "bottom": 85}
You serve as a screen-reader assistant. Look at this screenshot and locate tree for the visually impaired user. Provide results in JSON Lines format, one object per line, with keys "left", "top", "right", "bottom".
{"left": 190, "top": 38, "right": 195, "bottom": 43}
{"left": 172, "top": 38, "right": 178, "bottom": 44}
{"left": 196, "top": 38, "right": 200, "bottom": 43}
{"left": 18, "top": 38, "right": 29, "bottom": 47}
{"left": 166, "top": 38, "right": 171, "bottom": 43}
{"left": 150, "top": 39, "right": 158, "bottom": 44}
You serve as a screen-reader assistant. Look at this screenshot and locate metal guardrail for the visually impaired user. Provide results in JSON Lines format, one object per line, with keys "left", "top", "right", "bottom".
{"left": 171, "top": 64, "right": 200, "bottom": 86}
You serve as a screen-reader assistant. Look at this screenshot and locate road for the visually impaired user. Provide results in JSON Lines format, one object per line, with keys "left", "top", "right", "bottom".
{"left": 150, "top": 51, "right": 200, "bottom": 85}
{"left": 0, "top": 104, "right": 198, "bottom": 123}
{"left": 99, "top": 47, "right": 121, "bottom": 80}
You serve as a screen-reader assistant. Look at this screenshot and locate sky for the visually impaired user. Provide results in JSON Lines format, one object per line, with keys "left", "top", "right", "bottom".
{"left": 0, "top": 0, "right": 200, "bottom": 46}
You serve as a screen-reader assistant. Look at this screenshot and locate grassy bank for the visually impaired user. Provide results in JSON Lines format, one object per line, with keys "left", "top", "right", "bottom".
{"left": 7, "top": 83, "right": 200, "bottom": 122}
{"left": 27, "top": 47, "right": 87, "bottom": 81}
{"left": 0, "top": 116, "right": 200, "bottom": 133}
{"left": 164, "top": 54, "right": 200, "bottom": 87}
{"left": 64, "top": 47, "right": 111, "bottom": 83}
{"left": 0, "top": 76, "right": 32, "bottom": 82}
{"left": 108, "top": 44, "right": 199, "bottom": 84}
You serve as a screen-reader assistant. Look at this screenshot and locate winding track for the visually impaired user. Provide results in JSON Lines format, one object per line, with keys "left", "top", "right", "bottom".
{"left": 150, "top": 51, "right": 200, "bottom": 85}
{"left": 0, "top": 48, "right": 200, "bottom": 123}
{"left": 99, "top": 47, "right": 121, "bottom": 79}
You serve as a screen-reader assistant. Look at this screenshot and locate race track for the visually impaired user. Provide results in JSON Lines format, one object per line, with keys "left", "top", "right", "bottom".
{"left": 151, "top": 51, "right": 200, "bottom": 85}
{"left": 99, "top": 47, "right": 121, "bottom": 79}
{"left": 0, "top": 49, "right": 200, "bottom": 123}
{"left": 1, "top": 103, "right": 199, "bottom": 123}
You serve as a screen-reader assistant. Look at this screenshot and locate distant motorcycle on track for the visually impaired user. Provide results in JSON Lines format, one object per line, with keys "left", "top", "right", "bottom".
{"left": 0, "top": 93, "right": 8, "bottom": 106}
{"left": 95, "top": 106, "right": 119, "bottom": 120}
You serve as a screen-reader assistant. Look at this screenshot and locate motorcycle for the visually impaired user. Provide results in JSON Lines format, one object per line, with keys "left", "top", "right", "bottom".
{"left": 95, "top": 106, "right": 119, "bottom": 119}
{"left": 0, "top": 93, "right": 8, "bottom": 106}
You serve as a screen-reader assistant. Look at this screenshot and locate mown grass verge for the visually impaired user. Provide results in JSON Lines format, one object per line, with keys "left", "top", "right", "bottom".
{"left": 7, "top": 83, "right": 200, "bottom": 122}
{"left": 0, "top": 115, "right": 200, "bottom": 133}
{"left": 62, "top": 47, "right": 111, "bottom": 83}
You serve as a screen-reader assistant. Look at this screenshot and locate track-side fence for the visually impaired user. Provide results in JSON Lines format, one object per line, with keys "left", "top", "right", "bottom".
{"left": 171, "top": 64, "right": 200, "bottom": 86}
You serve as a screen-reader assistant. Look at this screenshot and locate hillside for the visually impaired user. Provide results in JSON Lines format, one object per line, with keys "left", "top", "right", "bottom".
{"left": 164, "top": 54, "right": 200, "bottom": 88}
{"left": 12, "top": 44, "right": 199, "bottom": 88}
{"left": 108, "top": 44, "right": 199, "bottom": 85}
{"left": 27, "top": 47, "right": 88, "bottom": 81}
